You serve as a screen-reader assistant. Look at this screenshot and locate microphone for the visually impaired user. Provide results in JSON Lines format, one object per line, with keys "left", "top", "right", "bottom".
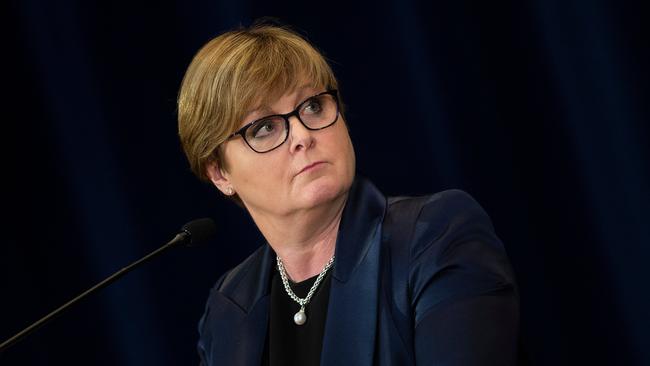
{"left": 0, "top": 218, "right": 216, "bottom": 353}
{"left": 171, "top": 217, "right": 217, "bottom": 247}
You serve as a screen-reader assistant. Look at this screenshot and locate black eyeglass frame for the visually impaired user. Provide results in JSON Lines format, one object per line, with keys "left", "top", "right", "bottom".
{"left": 227, "top": 89, "right": 340, "bottom": 153}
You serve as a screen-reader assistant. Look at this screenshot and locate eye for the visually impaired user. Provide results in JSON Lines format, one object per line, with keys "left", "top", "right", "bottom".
{"left": 250, "top": 118, "right": 281, "bottom": 139}
{"left": 302, "top": 98, "right": 323, "bottom": 115}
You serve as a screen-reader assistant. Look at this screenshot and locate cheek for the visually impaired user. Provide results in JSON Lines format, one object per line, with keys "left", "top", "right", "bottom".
{"left": 344, "top": 140, "right": 356, "bottom": 180}
{"left": 236, "top": 153, "right": 288, "bottom": 193}
{"left": 331, "top": 124, "right": 355, "bottom": 168}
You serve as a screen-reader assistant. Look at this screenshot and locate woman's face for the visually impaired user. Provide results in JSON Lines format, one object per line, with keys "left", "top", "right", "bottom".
{"left": 209, "top": 84, "right": 356, "bottom": 219}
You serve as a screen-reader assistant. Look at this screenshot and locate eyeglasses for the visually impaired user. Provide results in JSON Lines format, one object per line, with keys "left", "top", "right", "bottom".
{"left": 228, "top": 90, "right": 340, "bottom": 153}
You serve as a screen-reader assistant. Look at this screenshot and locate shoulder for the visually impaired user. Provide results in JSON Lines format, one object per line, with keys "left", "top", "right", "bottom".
{"left": 197, "top": 245, "right": 269, "bottom": 363}
{"left": 199, "top": 244, "right": 268, "bottom": 320}
{"left": 388, "top": 188, "right": 492, "bottom": 224}
{"left": 198, "top": 244, "right": 267, "bottom": 328}
{"left": 211, "top": 244, "right": 267, "bottom": 294}
{"left": 386, "top": 189, "right": 496, "bottom": 254}
{"left": 385, "top": 189, "right": 516, "bottom": 323}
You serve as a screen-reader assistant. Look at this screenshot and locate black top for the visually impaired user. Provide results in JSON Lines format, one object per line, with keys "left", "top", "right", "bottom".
{"left": 263, "top": 265, "right": 332, "bottom": 366}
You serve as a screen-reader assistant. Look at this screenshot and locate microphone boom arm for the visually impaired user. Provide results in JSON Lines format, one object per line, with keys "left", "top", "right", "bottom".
{"left": 0, "top": 231, "right": 190, "bottom": 353}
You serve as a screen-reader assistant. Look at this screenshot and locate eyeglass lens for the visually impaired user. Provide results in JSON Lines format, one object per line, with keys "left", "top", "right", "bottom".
{"left": 244, "top": 92, "right": 338, "bottom": 152}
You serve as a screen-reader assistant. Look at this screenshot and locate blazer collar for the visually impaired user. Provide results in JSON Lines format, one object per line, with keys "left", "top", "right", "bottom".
{"left": 221, "top": 243, "right": 274, "bottom": 314}
{"left": 332, "top": 175, "right": 387, "bottom": 282}
{"left": 322, "top": 176, "right": 386, "bottom": 365}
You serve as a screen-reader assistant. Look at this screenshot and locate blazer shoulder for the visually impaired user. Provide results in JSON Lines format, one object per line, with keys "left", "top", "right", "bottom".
{"left": 211, "top": 244, "right": 267, "bottom": 294}
{"left": 425, "top": 189, "right": 496, "bottom": 233}
{"left": 386, "top": 189, "right": 495, "bottom": 256}
{"left": 391, "top": 190, "right": 516, "bottom": 323}
{"left": 388, "top": 188, "right": 489, "bottom": 218}
{"left": 391, "top": 188, "right": 490, "bottom": 215}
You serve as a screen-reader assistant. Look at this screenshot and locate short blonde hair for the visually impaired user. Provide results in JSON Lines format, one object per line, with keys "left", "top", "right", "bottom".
{"left": 177, "top": 23, "right": 341, "bottom": 185}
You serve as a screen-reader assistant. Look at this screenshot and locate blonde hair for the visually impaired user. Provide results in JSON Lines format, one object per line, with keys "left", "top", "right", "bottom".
{"left": 177, "top": 23, "right": 341, "bottom": 187}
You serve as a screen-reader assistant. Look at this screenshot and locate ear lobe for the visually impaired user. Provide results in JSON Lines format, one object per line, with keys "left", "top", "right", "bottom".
{"left": 205, "top": 160, "right": 230, "bottom": 194}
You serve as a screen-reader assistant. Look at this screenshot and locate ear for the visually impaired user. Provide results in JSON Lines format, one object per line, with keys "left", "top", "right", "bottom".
{"left": 205, "top": 159, "right": 234, "bottom": 196}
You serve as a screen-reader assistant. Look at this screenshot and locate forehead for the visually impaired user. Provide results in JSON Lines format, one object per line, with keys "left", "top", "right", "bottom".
{"left": 244, "top": 82, "right": 320, "bottom": 118}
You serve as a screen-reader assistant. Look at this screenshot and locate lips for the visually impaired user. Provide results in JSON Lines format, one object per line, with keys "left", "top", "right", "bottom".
{"left": 297, "top": 161, "right": 325, "bottom": 175}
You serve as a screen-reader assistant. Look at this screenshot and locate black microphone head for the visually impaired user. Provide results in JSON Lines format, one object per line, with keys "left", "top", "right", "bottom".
{"left": 181, "top": 218, "right": 216, "bottom": 246}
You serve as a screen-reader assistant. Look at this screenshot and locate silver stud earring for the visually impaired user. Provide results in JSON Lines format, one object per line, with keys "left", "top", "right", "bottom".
{"left": 227, "top": 187, "right": 234, "bottom": 195}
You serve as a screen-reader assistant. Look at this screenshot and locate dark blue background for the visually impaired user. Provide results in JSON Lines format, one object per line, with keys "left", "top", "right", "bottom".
{"left": 3, "top": 0, "right": 648, "bottom": 365}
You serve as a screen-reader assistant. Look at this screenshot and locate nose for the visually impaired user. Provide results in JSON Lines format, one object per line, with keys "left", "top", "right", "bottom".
{"left": 287, "top": 115, "right": 314, "bottom": 153}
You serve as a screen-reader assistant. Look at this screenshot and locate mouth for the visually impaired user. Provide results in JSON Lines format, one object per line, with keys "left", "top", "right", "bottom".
{"left": 297, "top": 161, "right": 325, "bottom": 175}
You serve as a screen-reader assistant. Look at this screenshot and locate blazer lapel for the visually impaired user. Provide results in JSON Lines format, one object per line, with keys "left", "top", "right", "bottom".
{"left": 320, "top": 177, "right": 387, "bottom": 366}
{"left": 216, "top": 244, "right": 275, "bottom": 366}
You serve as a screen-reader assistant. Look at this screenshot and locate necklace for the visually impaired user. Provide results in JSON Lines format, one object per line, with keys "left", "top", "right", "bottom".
{"left": 276, "top": 255, "right": 335, "bottom": 325}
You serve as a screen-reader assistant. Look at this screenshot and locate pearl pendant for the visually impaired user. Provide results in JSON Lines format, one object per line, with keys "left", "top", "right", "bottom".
{"left": 294, "top": 308, "right": 307, "bottom": 325}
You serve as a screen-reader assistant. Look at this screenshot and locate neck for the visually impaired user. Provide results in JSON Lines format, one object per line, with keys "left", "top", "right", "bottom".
{"left": 249, "top": 193, "right": 347, "bottom": 282}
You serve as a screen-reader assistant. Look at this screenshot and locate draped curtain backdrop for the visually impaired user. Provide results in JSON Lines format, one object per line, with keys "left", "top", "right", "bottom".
{"left": 3, "top": 0, "right": 648, "bottom": 365}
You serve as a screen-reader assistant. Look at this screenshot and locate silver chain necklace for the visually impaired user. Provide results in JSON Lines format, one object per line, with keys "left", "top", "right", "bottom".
{"left": 276, "top": 255, "right": 335, "bottom": 325}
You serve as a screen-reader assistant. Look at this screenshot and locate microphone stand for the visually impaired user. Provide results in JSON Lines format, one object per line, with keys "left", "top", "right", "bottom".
{"left": 0, "top": 232, "right": 189, "bottom": 353}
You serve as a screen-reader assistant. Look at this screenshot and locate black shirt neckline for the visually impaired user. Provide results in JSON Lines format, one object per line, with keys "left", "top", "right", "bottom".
{"left": 264, "top": 266, "right": 332, "bottom": 366}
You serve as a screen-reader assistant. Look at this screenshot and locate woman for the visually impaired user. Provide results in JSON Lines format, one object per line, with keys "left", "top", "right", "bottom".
{"left": 178, "top": 22, "right": 519, "bottom": 366}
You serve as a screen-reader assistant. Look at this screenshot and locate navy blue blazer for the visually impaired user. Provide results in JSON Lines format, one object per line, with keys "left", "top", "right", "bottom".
{"left": 197, "top": 176, "right": 519, "bottom": 365}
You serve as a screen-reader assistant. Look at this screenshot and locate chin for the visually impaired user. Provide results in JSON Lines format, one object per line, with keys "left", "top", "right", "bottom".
{"left": 299, "top": 175, "right": 348, "bottom": 208}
